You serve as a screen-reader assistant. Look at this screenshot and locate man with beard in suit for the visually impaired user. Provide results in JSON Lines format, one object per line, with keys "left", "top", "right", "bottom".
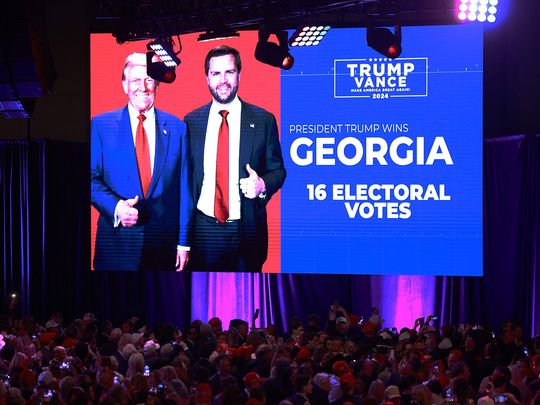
{"left": 185, "top": 45, "right": 286, "bottom": 272}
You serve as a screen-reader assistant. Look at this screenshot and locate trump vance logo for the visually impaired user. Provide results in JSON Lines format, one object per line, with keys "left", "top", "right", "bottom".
{"left": 334, "top": 57, "right": 428, "bottom": 99}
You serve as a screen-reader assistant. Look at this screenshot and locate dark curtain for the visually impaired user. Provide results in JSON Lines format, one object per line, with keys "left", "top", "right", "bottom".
{"left": 0, "top": 141, "right": 44, "bottom": 316}
{"left": 267, "top": 274, "right": 356, "bottom": 334}
{"left": 0, "top": 140, "right": 190, "bottom": 327}
{"left": 516, "top": 135, "right": 540, "bottom": 336}
{"left": 1, "top": 136, "right": 538, "bottom": 334}
{"left": 435, "top": 135, "right": 540, "bottom": 335}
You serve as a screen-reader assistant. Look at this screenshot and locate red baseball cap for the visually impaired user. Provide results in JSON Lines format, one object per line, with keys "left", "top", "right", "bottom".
{"left": 296, "top": 347, "right": 312, "bottom": 362}
{"left": 332, "top": 360, "right": 352, "bottom": 376}
{"left": 244, "top": 371, "right": 264, "bottom": 386}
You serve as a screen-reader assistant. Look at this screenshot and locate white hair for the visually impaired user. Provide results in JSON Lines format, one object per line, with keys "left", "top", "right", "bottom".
{"left": 126, "top": 352, "right": 145, "bottom": 379}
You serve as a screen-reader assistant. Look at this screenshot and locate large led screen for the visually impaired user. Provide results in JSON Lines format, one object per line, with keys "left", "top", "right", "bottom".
{"left": 91, "top": 25, "right": 483, "bottom": 275}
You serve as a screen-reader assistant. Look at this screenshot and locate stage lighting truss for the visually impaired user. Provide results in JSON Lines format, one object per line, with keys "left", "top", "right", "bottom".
{"left": 255, "top": 29, "right": 294, "bottom": 70}
{"left": 197, "top": 25, "right": 240, "bottom": 42}
{"left": 289, "top": 25, "right": 331, "bottom": 47}
{"left": 457, "top": 0, "right": 498, "bottom": 23}
{"left": 366, "top": 25, "right": 402, "bottom": 59}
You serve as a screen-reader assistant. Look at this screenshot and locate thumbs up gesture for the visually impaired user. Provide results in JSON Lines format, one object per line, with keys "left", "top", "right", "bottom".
{"left": 239, "top": 164, "right": 266, "bottom": 199}
{"left": 117, "top": 195, "right": 139, "bottom": 227}
{"left": 126, "top": 195, "right": 139, "bottom": 207}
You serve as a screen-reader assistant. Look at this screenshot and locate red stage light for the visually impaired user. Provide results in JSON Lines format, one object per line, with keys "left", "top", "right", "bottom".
{"left": 367, "top": 26, "right": 402, "bottom": 59}
{"left": 387, "top": 45, "right": 402, "bottom": 59}
{"left": 161, "top": 70, "right": 176, "bottom": 84}
{"left": 281, "top": 55, "right": 294, "bottom": 70}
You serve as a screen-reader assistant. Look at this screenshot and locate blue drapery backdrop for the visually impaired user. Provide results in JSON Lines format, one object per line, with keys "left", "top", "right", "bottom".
{"left": 1, "top": 135, "right": 539, "bottom": 335}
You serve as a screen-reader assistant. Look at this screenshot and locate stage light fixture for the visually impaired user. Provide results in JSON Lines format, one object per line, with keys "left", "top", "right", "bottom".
{"left": 147, "top": 38, "right": 180, "bottom": 67}
{"left": 146, "top": 37, "right": 181, "bottom": 84}
{"left": 289, "top": 25, "right": 331, "bottom": 47}
{"left": 255, "top": 29, "right": 294, "bottom": 70}
{"left": 457, "top": 0, "right": 498, "bottom": 22}
{"left": 366, "top": 26, "right": 402, "bottom": 59}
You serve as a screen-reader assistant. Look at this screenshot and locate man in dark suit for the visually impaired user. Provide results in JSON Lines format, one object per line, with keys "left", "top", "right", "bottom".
{"left": 185, "top": 45, "right": 286, "bottom": 272}
{"left": 91, "top": 53, "right": 192, "bottom": 271}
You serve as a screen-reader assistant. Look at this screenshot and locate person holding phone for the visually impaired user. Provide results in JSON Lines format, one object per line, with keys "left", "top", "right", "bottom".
{"left": 477, "top": 374, "right": 520, "bottom": 405}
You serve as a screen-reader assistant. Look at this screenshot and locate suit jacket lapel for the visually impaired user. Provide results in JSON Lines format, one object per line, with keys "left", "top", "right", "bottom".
{"left": 193, "top": 103, "right": 211, "bottom": 193}
{"left": 148, "top": 108, "right": 170, "bottom": 198}
{"left": 120, "top": 106, "right": 144, "bottom": 197}
{"left": 239, "top": 100, "right": 255, "bottom": 177}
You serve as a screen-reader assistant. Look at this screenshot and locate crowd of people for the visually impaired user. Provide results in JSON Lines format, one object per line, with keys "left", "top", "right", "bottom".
{"left": 1, "top": 305, "right": 539, "bottom": 405}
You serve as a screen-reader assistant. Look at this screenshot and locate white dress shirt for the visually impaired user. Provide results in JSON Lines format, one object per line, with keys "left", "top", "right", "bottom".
{"left": 197, "top": 96, "right": 242, "bottom": 220}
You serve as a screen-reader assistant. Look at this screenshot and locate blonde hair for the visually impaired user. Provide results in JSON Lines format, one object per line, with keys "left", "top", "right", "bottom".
{"left": 126, "top": 352, "right": 145, "bottom": 379}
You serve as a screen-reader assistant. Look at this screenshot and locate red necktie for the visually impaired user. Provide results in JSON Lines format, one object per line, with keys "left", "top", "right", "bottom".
{"left": 135, "top": 114, "right": 152, "bottom": 198}
{"left": 215, "top": 110, "right": 229, "bottom": 224}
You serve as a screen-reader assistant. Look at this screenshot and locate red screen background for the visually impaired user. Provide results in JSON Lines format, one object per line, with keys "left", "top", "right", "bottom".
{"left": 90, "top": 32, "right": 282, "bottom": 273}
